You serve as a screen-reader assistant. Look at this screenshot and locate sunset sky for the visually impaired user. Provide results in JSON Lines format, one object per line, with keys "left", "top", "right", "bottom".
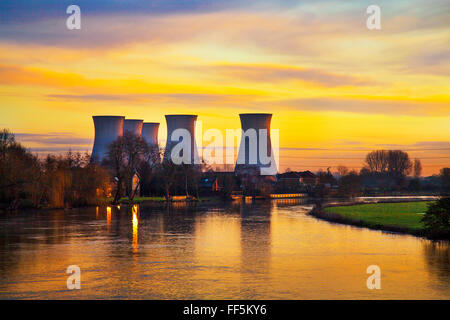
{"left": 0, "top": 0, "right": 449, "bottom": 175}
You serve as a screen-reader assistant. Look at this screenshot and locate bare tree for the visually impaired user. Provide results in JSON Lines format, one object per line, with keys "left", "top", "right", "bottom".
{"left": 105, "top": 132, "right": 151, "bottom": 203}
{"left": 387, "top": 150, "right": 412, "bottom": 176}
{"left": 337, "top": 165, "right": 349, "bottom": 177}
{"left": 122, "top": 132, "right": 150, "bottom": 201}
{"left": 105, "top": 137, "right": 126, "bottom": 204}
{"left": 413, "top": 158, "right": 422, "bottom": 177}
{"left": 159, "top": 158, "right": 178, "bottom": 200}
{"left": 365, "top": 150, "right": 389, "bottom": 173}
{"left": 365, "top": 150, "right": 412, "bottom": 176}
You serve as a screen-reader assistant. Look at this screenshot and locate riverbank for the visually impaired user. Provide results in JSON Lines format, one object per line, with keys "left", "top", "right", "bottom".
{"left": 309, "top": 201, "right": 434, "bottom": 237}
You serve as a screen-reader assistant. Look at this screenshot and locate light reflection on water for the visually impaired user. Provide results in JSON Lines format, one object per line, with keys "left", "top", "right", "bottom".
{"left": 0, "top": 199, "right": 448, "bottom": 299}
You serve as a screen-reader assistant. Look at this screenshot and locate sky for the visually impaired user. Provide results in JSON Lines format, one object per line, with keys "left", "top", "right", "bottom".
{"left": 0, "top": 0, "right": 449, "bottom": 175}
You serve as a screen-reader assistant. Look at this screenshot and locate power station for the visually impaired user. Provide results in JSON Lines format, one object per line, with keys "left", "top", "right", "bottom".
{"left": 142, "top": 122, "right": 161, "bottom": 164}
{"left": 164, "top": 114, "right": 199, "bottom": 164}
{"left": 123, "top": 119, "right": 143, "bottom": 137}
{"left": 91, "top": 113, "right": 277, "bottom": 175}
{"left": 142, "top": 122, "right": 160, "bottom": 146}
{"left": 91, "top": 115, "right": 125, "bottom": 162}
{"left": 235, "top": 113, "right": 276, "bottom": 175}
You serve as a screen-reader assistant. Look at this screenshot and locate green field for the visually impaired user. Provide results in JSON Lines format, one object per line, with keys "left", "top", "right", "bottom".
{"left": 323, "top": 201, "right": 433, "bottom": 231}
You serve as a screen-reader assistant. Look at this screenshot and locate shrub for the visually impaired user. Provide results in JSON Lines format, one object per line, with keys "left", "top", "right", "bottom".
{"left": 421, "top": 197, "right": 450, "bottom": 239}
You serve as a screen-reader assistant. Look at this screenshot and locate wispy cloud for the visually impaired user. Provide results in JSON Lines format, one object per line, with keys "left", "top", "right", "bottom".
{"left": 46, "top": 93, "right": 254, "bottom": 104}
{"left": 15, "top": 132, "right": 92, "bottom": 146}
{"left": 272, "top": 97, "right": 450, "bottom": 116}
{"left": 201, "top": 64, "right": 376, "bottom": 87}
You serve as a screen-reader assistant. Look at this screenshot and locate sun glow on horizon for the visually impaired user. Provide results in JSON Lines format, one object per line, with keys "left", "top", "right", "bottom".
{"left": 0, "top": 1, "right": 448, "bottom": 175}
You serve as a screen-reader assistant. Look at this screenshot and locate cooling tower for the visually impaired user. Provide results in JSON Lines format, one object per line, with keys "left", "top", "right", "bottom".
{"left": 142, "top": 122, "right": 160, "bottom": 146}
{"left": 123, "top": 119, "right": 143, "bottom": 137}
{"left": 164, "top": 115, "right": 198, "bottom": 164}
{"left": 91, "top": 116, "right": 125, "bottom": 162}
{"left": 142, "top": 122, "right": 161, "bottom": 163}
{"left": 235, "top": 113, "right": 276, "bottom": 175}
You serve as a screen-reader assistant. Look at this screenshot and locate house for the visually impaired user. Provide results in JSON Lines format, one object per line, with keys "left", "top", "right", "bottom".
{"left": 298, "top": 171, "right": 319, "bottom": 185}
{"left": 199, "top": 172, "right": 239, "bottom": 193}
{"left": 199, "top": 177, "right": 220, "bottom": 192}
{"left": 276, "top": 170, "right": 319, "bottom": 192}
{"left": 277, "top": 171, "right": 318, "bottom": 186}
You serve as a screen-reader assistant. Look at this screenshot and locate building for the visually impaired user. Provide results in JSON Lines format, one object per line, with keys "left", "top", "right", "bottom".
{"left": 142, "top": 122, "right": 159, "bottom": 146}
{"left": 298, "top": 171, "right": 319, "bottom": 185}
{"left": 164, "top": 114, "right": 199, "bottom": 164}
{"left": 91, "top": 115, "right": 125, "bottom": 162}
{"left": 199, "top": 177, "right": 220, "bottom": 192}
{"left": 123, "top": 119, "right": 143, "bottom": 137}
{"left": 276, "top": 170, "right": 319, "bottom": 191}
{"left": 235, "top": 113, "right": 276, "bottom": 176}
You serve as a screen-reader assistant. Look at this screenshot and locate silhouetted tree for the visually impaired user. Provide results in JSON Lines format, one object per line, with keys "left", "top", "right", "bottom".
{"left": 336, "top": 165, "right": 349, "bottom": 177}
{"left": 159, "top": 158, "right": 178, "bottom": 200}
{"left": 440, "top": 168, "right": 450, "bottom": 193}
{"left": 387, "top": 150, "right": 412, "bottom": 176}
{"left": 0, "top": 130, "right": 42, "bottom": 209}
{"left": 105, "top": 132, "right": 151, "bottom": 203}
{"left": 105, "top": 137, "right": 126, "bottom": 204}
{"left": 122, "top": 132, "right": 150, "bottom": 200}
{"left": 365, "top": 150, "right": 389, "bottom": 173}
{"left": 413, "top": 158, "right": 422, "bottom": 178}
{"left": 421, "top": 197, "right": 450, "bottom": 239}
{"left": 338, "top": 170, "right": 361, "bottom": 198}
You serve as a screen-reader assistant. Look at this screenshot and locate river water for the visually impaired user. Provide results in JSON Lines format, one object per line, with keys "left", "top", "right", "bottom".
{"left": 0, "top": 199, "right": 448, "bottom": 299}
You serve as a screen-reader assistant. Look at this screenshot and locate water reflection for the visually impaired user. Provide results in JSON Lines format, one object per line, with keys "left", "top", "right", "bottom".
{"left": 0, "top": 201, "right": 448, "bottom": 299}
{"left": 132, "top": 205, "right": 138, "bottom": 254}
{"left": 106, "top": 206, "right": 111, "bottom": 229}
{"left": 423, "top": 242, "right": 450, "bottom": 290}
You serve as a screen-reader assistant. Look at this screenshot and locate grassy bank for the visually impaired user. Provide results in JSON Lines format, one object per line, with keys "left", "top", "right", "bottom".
{"left": 311, "top": 201, "right": 433, "bottom": 236}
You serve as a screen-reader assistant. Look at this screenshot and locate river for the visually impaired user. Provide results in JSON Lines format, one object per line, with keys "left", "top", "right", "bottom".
{"left": 0, "top": 199, "right": 448, "bottom": 299}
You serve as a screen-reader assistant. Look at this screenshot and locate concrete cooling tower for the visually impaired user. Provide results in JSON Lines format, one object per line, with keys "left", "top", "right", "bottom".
{"left": 164, "top": 115, "right": 199, "bottom": 164}
{"left": 91, "top": 116, "right": 125, "bottom": 162}
{"left": 142, "top": 122, "right": 161, "bottom": 163}
{"left": 123, "top": 119, "right": 143, "bottom": 137}
{"left": 142, "top": 122, "right": 160, "bottom": 146}
{"left": 235, "top": 113, "right": 276, "bottom": 175}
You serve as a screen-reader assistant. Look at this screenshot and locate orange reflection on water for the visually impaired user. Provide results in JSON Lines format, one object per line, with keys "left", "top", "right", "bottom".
{"left": 106, "top": 206, "right": 111, "bottom": 229}
{"left": 132, "top": 205, "right": 139, "bottom": 253}
{"left": 194, "top": 213, "right": 241, "bottom": 283}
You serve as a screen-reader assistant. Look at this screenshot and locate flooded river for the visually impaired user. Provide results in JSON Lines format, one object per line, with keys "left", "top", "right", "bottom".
{"left": 0, "top": 199, "right": 448, "bottom": 299}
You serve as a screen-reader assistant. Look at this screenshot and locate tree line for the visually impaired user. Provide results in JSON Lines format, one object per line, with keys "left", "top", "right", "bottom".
{"left": 0, "top": 129, "right": 110, "bottom": 209}
{"left": 326, "top": 150, "right": 449, "bottom": 198}
{"left": 0, "top": 129, "right": 210, "bottom": 209}
{"left": 1, "top": 127, "right": 449, "bottom": 209}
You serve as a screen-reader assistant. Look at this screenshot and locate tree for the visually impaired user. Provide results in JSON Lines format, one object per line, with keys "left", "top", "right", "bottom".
{"left": 365, "top": 150, "right": 389, "bottom": 173}
{"left": 159, "top": 158, "right": 178, "bottom": 200}
{"left": 0, "top": 130, "right": 42, "bottom": 209}
{"left": 317, "top": 167, "right": 337, "bottom": 185}
{"left": 413, "top": 159, "right": 422, "bottom": 178}
{"left": 338, "top": 171, "right": 361, "bottom": 198}
{"left": 387, "top": 150, "right": 412, "bottom": 176}
{"left": 105, "top": 137, "right": 126, "bottom": 204}
{"left": 105, "top": 132, "right": 151, "bottom": 203}
{"left": 122, "top": 132, "right": 150, "bottom": 201}
{"left": 337, "top": 165, "right": 349, "bottom": 177}
{"left": 421, "top": 197, "right": 450, "bottom": 239}
{"left": 440, "top": 168, "right": 450, "bottom": 193}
